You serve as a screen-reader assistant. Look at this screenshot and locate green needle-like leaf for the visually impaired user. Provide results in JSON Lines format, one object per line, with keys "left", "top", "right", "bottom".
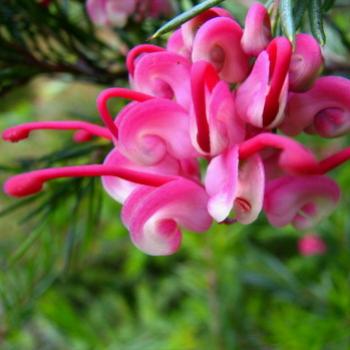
{"left": 150, "top": 0, "right": 226, "bottom": 40}
{"left": 308, "top": 0, "right": 326, "bottom": 45}
{"left": 280, "top": 0, "right": 295, "bottom": 43}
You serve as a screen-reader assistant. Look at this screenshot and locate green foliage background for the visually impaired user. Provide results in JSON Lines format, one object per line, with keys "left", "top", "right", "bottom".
{"left": 0, "top": 1, "right": 350, "bottom": 349}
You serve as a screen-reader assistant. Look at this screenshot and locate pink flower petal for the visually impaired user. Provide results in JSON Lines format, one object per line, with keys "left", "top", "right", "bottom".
{"left": 298, "top": 234, "right": 327, "bottom": 256}
{"left": 264, "top": 175, "right": 340, "bottom": 229}
{"left": 289, "top": 33, "right": 323, "bottom": 92}
{"left": 86, "top": 0, "right": 108, "bottom": 26}
{"left": 205, "top": 146, "right": 265, "bottom": 223}
{"left": 121, "top": 179, "right": 212, "bottom": 255}
{"left": 241, "top": 2, "right": 271, "bottom": 56}
{"left": 133, "top": 51, "right": 192, "bottom": 109}
{"left": 192, "top": 17, "right": 249, "bottom": 83}
{"left": 167, "top": 29, "right": 191, "bottom": 59}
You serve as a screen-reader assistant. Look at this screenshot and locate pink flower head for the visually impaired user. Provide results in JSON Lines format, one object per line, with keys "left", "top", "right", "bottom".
{"left": 298, "top": 234, "right": 327, "bottom": 256}
{"left": 3, "top": 3, "right": 350, "bottom": 255}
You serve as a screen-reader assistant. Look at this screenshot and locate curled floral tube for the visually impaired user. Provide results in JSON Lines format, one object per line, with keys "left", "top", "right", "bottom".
{"left": 264, "top": 175, "right": 340, "bottom": 229}
{"left": 236, "top": 37, "right": 292, "bottom": 128}
{"left": 289, "top": 33, "right": 323, "bottom": 92}
{"left": 238, "top": 133, "right": 319, "bottom": 175}
{"left": 281, "top": 76, "right": 350, "bottom": 137}
{"left": 241, "top": 2, "right": 271, "bottom": 56}
{"left": 132, "top": 51, "right": 192, "bottom": 108}
{"left": 192, "top": 17, "right": 249, "bottom": 83}
{"left": 116, "top": 98, "right": 198, "bottom": 165}
{"left": 121, "top": 179, "right": 212, "bottom": 255}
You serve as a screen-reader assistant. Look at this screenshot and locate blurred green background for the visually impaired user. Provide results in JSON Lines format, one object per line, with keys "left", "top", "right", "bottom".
{"left": 1, "top": 1, "right": 350, "bottom": 349}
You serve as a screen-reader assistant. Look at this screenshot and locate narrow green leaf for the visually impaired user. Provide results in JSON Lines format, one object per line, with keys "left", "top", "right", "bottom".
{"left": 322, "top": 0, "right": 336, "bottom": 12}
{"left": 279, "top": 0, "right": 295, "bottom": 43}
{"left": 150, "top": 0, "right": 226, "bottom": 40}
{"left": 308, "top": 0, "right": 326, "bottom": 45}
{"left": 293, "top": 0, "right": 307, "bottom": 30}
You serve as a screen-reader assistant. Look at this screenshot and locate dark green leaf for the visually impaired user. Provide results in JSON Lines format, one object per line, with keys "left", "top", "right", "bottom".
{"left": 308, "top": 0, "right": 326, "bottom": 45}
{"left": 150, "top": 0, "right": 226, "bottom": 40}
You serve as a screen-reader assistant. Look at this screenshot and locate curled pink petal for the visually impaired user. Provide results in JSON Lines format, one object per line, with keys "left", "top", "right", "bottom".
{"left": 121, "top": 179, "right": 212, "bottom": 255}
{"left": 281, "top": 76, "right": 350, "bottom": 137}
{"left": 133, "top": 51, "right": 192, "bottom": 108}
{"left": 181, "top": 7, "right": 232, "bottom": 50}
{"left": 264, "top": 175, "right": 340, "bottom": 229}
{"left": 116, "top": 99, "right": 197, "bottom": 165}
{"left": 86, "top": 0, "right": 108, "bottom": 26}
{"left": 166, "top": 29, "right": 191, "bottom": 59}
{"left": 289, "top": 33, "right": 323, "bottom": 92}
{"left": 241, "top": 2, "right": 271, "bottom": 56}
{"left": 192, "top": 17, "right": 249, "bottom": 83}
{"left": 126, "top": 44, "right": 165, "bottom": 76}
{"left": 298, "top": 234, "right": 327, "bottom": 256}
{"left": 205, "top": 146, "right": 264, "bottom": 223}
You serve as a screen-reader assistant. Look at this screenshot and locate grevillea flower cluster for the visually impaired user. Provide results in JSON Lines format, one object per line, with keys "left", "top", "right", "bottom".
{"left": 86, "top": 0, "right": 175, "bottom": 27}
{"left": 3, "top": 3, "right": 350, "bottom": 255}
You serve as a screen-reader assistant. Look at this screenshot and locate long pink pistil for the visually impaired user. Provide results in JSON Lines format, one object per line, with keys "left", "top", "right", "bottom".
{"left": 126, "top": 44, "right": 165, "bottom": 76}
{"left": 4, "top": 165, "right": 179, "bottom": 198}
{"left": 319, "top": 147, "right": 350, "bottom": 173}
{"left": 238, "top": 133, "right": 319, "bottom": 174}
{"left": 262, "top": 37, "right": 292, "bottom": 126}
{"left": 2, "top": 121, "right": 112, "bottom": 143}
{"left": 191, "top": 61, "right": 220, "bottom": 153}
{"left": 97, "top": 88, "right": 154, "bottom": 139}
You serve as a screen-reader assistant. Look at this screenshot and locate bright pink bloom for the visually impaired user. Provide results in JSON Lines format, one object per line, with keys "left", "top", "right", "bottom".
{"left": 241, "top": 2, "right": 271, "bottom": 56}
{"left": 4, "top": 3, "right": 350, "bottom": 255}
{"left": 281, "top": 76, "right": 350, "bottom": 137}
{"left": 298, "top": 234, "right": 327, "bottom": 256}
{"left": 86, "top": 0, "right": 174, "bottom": 27}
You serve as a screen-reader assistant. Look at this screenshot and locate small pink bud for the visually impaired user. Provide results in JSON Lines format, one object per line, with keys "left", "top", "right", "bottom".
{"left": 298, "top": 234, "right": 327, "bottom": 256}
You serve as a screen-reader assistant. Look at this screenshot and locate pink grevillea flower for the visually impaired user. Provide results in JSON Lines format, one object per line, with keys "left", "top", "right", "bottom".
{"left": 86, "top": 0, "right": 137, "bottom": 27}
{"left": 281, "top": 76, "right": 350, "bottom": 137}
{"left": 236, "top": 37, "right": 292, "bottom": 128}
{"left": 264, "top": 175, "right": 340, "bottom": 229}
{"left": 289, "top": 33, "right": 323, "bottom": 92}
{"left": 298, "top": 234, "right": 327, "bottom": 256}
{"left": 4, "top": 3, "right": 350, "bottom": 255}
{"left": 86, "top": 0, "right": 174, "bottom": 27}
{"left": 241, "top": 2, "right": 271, "bottom": 56}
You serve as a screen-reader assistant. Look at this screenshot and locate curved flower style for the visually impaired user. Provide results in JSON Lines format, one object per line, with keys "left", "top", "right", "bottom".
{"left": 3, "top": 3, "right": 350, "bottom": 255}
